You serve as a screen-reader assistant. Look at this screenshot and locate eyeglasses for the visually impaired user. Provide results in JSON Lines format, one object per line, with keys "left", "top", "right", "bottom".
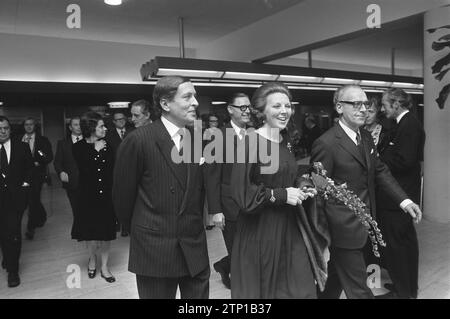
{"left": 230, "top": 104, "right": 251, "bottom": 112}
{"left": 339, "top": 100, "right": 370, "bottom": 110}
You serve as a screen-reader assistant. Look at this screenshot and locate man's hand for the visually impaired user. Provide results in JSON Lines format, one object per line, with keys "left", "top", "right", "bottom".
{"left": 404, "top": 202, "right": 422, "bottom": 224}
{"left": 212, "top": 213, "right": 225, "bottom": 230}
{"left": 60, "top": 172, "right": 69, "bottom": 183}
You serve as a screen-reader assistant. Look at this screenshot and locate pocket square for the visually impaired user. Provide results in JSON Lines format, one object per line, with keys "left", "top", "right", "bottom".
{"left": 389, "top": 142, "right": 395, "bottom": 146}
{"left": 199, "top": 157, "right": 206, "bottom": 165}
{"left": 371, "top": 148, "right": 374, "bottom": 154}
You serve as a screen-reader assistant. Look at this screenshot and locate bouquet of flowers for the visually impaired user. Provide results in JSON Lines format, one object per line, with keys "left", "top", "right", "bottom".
{"left": 304, "top": 162, "right": 386, "bottom": 257}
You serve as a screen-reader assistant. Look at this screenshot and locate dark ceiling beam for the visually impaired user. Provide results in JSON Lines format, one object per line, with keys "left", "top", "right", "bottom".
{"left": 252, "top": 14, "right": 423, "bottom": 64}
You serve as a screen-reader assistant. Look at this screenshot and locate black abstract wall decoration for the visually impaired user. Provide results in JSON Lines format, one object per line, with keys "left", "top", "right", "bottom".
{"left": 427, "top": 25, "right": 450, "bottom": 109}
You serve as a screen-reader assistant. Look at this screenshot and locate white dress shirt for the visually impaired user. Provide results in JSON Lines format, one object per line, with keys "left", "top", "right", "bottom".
{"left": 22, "top": 133, "right": 35, "bottom": 153}
{"left": 338, "top": 120, "right": 359, "bottom": 145}
{"left": 161, "top": 116, "right": 183, "bottom": 151}
{"left": 230, "top": 119, "right": 245, "bottom": 140}
{"left": 116, "top": 128, "right": 125, "bottom": 139}
{"left": 71, "top": 134, "right": 82, "bottom": 144}
{"left": 396, "top": 110, "right": 409, "bottom": 124}
{"left": 1, "top": 139, "right": 11, "bottom": 164}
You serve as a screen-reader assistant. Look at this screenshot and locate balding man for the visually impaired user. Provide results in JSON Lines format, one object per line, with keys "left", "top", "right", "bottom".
{"left": 310, "top": 85, "right": 422, "bottom": 299}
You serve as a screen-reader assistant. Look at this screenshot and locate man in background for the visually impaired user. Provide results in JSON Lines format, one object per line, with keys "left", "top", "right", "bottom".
{"left": 106, "top": 110, "right": 133, "bottom": 237}
{"left": 208, "top": 92, "right": 251, "bottom": 289}
{"left": 0, "top": 116, "right": 33, "bottom": 287}
{"left": 54, "top": 117, "right": 82, "bottom": 226}
{"left": 377, "top": 88, "right": 425, "bottom": 299}
{"left": 22, "top": 117, "right": 53, "bottom": 240}
{"left": 131, "top": 99, "right": 153, "bottom": 128}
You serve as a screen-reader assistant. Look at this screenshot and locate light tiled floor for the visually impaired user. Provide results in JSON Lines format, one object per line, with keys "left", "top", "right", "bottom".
{"left": 0, "top": 182, "right": 448, "bottom": 299}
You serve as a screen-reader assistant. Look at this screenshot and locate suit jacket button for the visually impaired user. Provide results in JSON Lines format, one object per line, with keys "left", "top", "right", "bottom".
{"left": 170, "top": 187, "right": 175, "bottom": 194}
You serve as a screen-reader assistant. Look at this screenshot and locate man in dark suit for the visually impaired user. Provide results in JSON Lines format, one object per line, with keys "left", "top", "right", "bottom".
{"left": 54, "top": 117, "right": 82, "bottom": 221}
{"left": 377, "top": 88, "right": 425, "bottom": 299}
{"left": 311, "top": 85, "right": 422, "bottom": 299}
{"left": 106, "top": 111, "right": 133, "bottom": 155}
{"left": 208, "top": 92, "right": 251, "bottom": 289}
{"left": 106, "top": 110, "right": 133, "bottom": 237}
{"left": 0, "top": 116, "right": 33, "bottom": 287}
{"left": 113, "top": 76, "right": 211, "bottom": 299}
{"left": 22, "top": 117, "right": 53, "bottom": 240}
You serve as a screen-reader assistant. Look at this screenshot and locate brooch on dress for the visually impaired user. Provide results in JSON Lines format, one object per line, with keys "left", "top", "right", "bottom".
{"left": 287, "top": 142, "right": 292, "bottom": 153}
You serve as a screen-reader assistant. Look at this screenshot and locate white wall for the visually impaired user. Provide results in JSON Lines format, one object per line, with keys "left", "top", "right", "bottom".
{"left": 0, "top": 33, "right": 194, "bottom": 83}
{"left": 197, "top": 0, "right": 448, "bottom": 62}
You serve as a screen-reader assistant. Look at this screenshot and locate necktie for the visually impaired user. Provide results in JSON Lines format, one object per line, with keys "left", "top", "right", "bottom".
{"left": 356, "top": 131, "right": 365, "bottom": 159}
{"left": 176, "top": 128, "right": 185, "bottom": 152}
{"left": 0, "top": 143, "right": 7, "bottom": 174}
{"left": 120, "top": 129, "right": 125, "bottom": 139}
{"left": 25, "top": 135, "right": 33, "bottom": 154}
{"left": 239, "top": 128, "right": 246, "bottom": 140}
{"left": 75, "top": 136, "right": 80, "bottom": 143}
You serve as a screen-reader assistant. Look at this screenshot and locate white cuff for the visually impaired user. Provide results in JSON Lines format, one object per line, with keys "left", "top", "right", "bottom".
{"left": 400, "top": 199, "right": 413, "bottom": 211}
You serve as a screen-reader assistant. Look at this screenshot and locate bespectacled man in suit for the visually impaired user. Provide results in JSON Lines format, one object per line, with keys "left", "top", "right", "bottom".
{"left": 106, "top": 110, "right": 134, "bottom": 237}
{"left": 311, "top": 85, "right": 422, "bottom": 299}
{"left": 207, "top": 92, "right": 251, "bottom": 289}
{"left": 113, "top": 76, "right": 214, "bottom": 299}
{"left": 0, "top": 116, "right": 33, "bottom": 288}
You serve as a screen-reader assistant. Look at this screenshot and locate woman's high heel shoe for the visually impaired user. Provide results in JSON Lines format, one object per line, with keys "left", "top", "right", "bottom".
{"left": 100, "top": 271, "right": 116, "bottom": 283}
{"left": 88, "top": 257, "right": 96, "bottom": 279}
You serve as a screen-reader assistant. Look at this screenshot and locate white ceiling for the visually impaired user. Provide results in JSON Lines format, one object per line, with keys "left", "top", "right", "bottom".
{"left": 275, "top": 15, "right": 423, "bottom": 75}
{"left": 0, "top": 0, "right": 306, "bottom": 47}
{"left": 0, "top": 0, "right": 424, "bottom": 76}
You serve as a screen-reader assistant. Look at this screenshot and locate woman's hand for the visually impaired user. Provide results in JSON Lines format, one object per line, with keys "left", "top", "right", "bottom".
{"left": 301, "top": 186, "right": 318, "bottom": 198}
{"left": 94, "top": 139, "right": 107, "bottom": 152}
{"left": 286, "top": 187, "right": 307, "bottom": 206}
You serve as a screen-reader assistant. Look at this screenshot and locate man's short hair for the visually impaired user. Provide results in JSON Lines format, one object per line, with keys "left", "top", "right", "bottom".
{"left": 228, "top": 93, "right": 250, "bottom": 106}
{"left": 152, "top": 76, "right": 191, "bottom": 116}
{"left": 333, "top": 84, "right": 363, "bottom": 107}
{"left": 0, "top": 115, "right": 11, "bottom": 126}
{"left": 131, "top": 99, "right": 151, "bottom": 116}
{"left": 383, "top": 88, "right": 413, "bottom": 110}
{"left": 69, "top": 116, "right": 81, "bottom": 126}
{"left": 23, "top": 117, "right": 36, "bottom": 126}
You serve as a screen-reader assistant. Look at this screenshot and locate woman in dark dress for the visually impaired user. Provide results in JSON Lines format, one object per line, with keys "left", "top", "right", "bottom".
{"left": 72, "top": 111, "right": 116, "bottom": 283}
{"left": 230, "top": 82, "right": 318, "bottom": 299}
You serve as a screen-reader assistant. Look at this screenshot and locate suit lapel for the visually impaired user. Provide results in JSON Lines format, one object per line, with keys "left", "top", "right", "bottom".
{"left": 154, "top": 120, "right": 187, "bottom": 190}
{"left": 335, "top": 124, "right": 367, "bottom": 168}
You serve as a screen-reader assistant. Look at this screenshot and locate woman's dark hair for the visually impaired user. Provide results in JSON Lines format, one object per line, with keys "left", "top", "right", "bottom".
{"left": 152, "top": 76, "right": 191, "bottom": 118}
{"left": 80, "top": 111, "right": 103, "bottom": 138}
{"left": 367, "top": 95, "right": 381, "bottom": 113}
{"left": 250, "top": 82, "right": 293, "bottom": 129}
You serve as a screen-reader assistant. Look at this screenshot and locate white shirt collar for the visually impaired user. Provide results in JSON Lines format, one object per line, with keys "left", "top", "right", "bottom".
{"left": 161, "top": 116, "right": 183, "bottom": 138}
{"left": 396, "top": 110, "right": 409, "bottom": 124}
{"left": 339, "top": 120, "right": 359, "bottom": 145}
{"left": 23, "top": 133, "right": 35, "bottom": 140}
{"left": 116, "top": 127, "right": 125, "bottom": 134}
{"left": 71, "top": 134, "right": 82, "bottom": 143}
{"left": 230, "top": 119, "right": 245, "bottom": 139}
